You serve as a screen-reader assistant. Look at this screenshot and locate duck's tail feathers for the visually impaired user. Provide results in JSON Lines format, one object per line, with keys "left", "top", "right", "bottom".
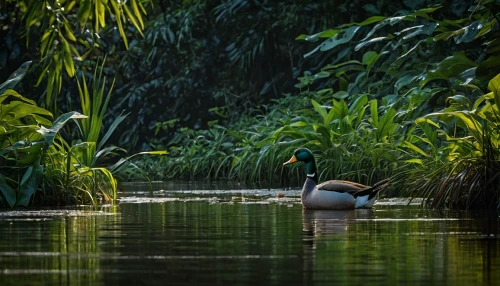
{"left": 352, "top": 178, "right": 390, "bottom": 199}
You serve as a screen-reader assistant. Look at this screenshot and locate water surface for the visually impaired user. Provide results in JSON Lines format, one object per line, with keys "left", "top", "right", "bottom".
{"left": 0, "top": 182, "right": 499, "bottom": 285}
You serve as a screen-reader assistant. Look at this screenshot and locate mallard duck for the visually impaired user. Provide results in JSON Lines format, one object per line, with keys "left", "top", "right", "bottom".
{"left": 283, "top": 148, "right": 389, "bottom": 209}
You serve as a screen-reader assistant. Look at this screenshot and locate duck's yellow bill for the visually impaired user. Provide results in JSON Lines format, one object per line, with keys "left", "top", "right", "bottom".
{"left": 283, "top": 155, "right": 298, "bottom": 166}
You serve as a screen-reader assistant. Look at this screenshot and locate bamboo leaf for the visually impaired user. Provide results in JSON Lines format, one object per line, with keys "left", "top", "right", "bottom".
{"left": 63, "top": 22, "right": 77, "bottom": 42}
{"left": 110, "top": 0, "right": 129, "bottom": 49}
{"left": 123, "top": 4, "right": 144, "bottom": 36}
{"left": 98, "top": 0, "right": 106, "bottom": 28}
{"left": 61, "top": 37, "right": 75, "bottom": 77}
{"left": 131, "top": 0, "right": 144, "bottom": 29}
{"left": 77, "top": 0, "right": 91, "bottom": 27}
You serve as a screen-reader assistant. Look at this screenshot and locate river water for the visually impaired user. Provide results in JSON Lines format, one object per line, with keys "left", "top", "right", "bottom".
{"left": 0, "top": 181, "right": 499, "bottom": 285}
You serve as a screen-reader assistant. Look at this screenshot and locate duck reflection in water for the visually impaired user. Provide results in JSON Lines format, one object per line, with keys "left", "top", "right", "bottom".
{"left": 302, "top": 209, "right": 376, "bottom": 247}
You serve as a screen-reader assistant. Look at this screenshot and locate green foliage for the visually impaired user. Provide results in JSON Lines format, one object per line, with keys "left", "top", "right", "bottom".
{"left": 280, "top": 0, "right": 500, "bottom": 208}
{"left": 131, "top": 92, "right": 399, "bottom": 187}
{"left": 398, "top": 74, "right": 500, "bottom": 209}
{"left": 0, "top": 62, "right": 165, "bottom": 207}
{"left": 0, "top": 0, "right": 148, "bottom": 110}
{"left": 75, "top": 59, "right": 118, "bottom": 166}
{"left": 131, "top": 0, "right": 500, "bottom": 210}
{"left": 5, "top": 0, "right": 500, "bottom": 210}
{"left": 109, "top": 0, "right": 411, "bottom": 150}
{"left": 0, "top": 62, "right": 81, "bottom": 207}
{"left": 63, "top": 62, "right": 166, "bottom": 205}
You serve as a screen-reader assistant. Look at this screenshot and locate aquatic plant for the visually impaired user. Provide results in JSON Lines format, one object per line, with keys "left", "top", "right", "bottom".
{"left": 397, "top": 74, "right": 500, "bottom": 208}
{"left": 0, "top": 63, "right": 88, "bottom": 207}
{"left": 0, "top": 61, "right": 165, "bottom": 207}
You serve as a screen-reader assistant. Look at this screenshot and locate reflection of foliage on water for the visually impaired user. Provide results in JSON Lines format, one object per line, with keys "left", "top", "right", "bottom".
{"left": 302, "top": 208, "right": 499, "bottom": 285}
{"left": 1, "top": 203, "right": 498, "bottom": 285}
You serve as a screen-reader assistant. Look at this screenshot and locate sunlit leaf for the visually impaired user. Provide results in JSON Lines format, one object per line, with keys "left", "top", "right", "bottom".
{"left": 290, "top": 121, "right": 308, "bottom": 127}
{"left": 0, "top": 61, "right": 32, "bottom": 94}
{"left": 454, "top": 21, "right": 484, "bottom": 43}
{"left": 355, "top": 37, "right": 389, "bottom": 51}
{"left": 401, "top": 22, "right": 438, "bottom": 40}
{"left": 370, "top": 99, "right": 379, "bottom": 126}
{"left": 77, "top": 0, "right": 91, "bottom": 27}
{"left": 404, "top": 141, "right": 429, "bottom": 157}
{"left": 488, "top": 73, "right": 500, "bottom": 113}
{"left": 311, "top": 100, "right": 327, "bottom": 121}
{"left": 304, "top": 26, "right": 360, "bottom": 58}
{"left": 37, "top": 112, "right": 88, "bottom": 146}
{"left": 296, "top": 29, "right": 341, "bottom": 41}
{"left": 404, "top": 158, "right": 424, "bottom": 165}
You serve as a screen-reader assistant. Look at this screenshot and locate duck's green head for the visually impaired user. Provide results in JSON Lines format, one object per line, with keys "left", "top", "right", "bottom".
{"left": 283, "top": 148, "right": 314, "bottom": 166}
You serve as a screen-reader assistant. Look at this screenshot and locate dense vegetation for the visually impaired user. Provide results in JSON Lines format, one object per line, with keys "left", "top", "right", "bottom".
{"left": 1, "top": 0, "right": 500, "bottom": 209}
{"left": 0, "top": 0, "right": 162, "bottom": 207}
